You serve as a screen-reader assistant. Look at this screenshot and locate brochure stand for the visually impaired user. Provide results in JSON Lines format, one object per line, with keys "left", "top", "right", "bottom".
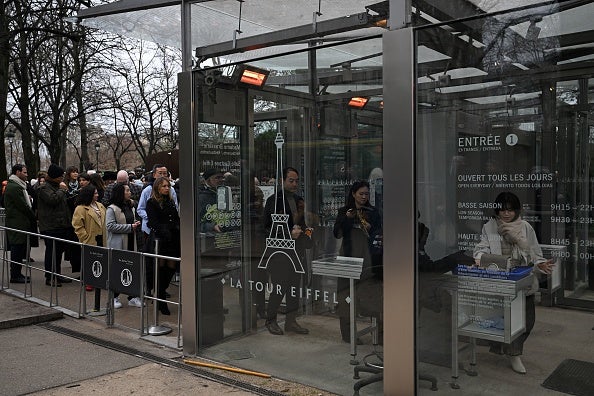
{"left": 449, "top": 269, "right": 534, "bottom": 389}
{"left": 312, "top": 256, "right": 364, "bottom": 364}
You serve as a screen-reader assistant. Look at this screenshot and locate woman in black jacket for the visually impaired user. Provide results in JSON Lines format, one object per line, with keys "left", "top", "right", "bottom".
{"left": 333, "top": 180, "right": 382, "bottom": 342}
{"left": 146, "top": 177, "right": 180, "bottom": 315}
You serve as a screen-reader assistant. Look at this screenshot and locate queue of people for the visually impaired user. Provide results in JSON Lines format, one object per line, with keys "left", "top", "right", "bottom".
{"left": 1, "top": 162, "right": 180, "bottom": 314}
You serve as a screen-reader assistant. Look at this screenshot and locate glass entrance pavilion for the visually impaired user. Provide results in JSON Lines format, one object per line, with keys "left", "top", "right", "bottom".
{"left": 77, "top": 1, "right": 594, "bottom": 394}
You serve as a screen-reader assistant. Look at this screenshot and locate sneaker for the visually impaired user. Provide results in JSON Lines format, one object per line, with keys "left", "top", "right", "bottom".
{"left": 113, "top": 297, "right": 122, "bottom": 309}
{"left": 128, "top": 297, "right": 144, "bottom": 307}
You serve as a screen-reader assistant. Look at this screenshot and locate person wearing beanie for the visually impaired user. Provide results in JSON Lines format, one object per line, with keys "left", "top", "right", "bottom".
{"left": 198, "top": 169, "right": 224, "bottom": 233}
{"left": 47, "top": 163, "right": 65, "bottom": 179}
{"left": 37, "top": 164, "right": 75, "bottom": 286}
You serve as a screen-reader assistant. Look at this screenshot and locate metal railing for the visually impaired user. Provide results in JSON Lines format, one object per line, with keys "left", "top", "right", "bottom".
{"left": 0, "top": 219, "right": 182, "bottom": 348}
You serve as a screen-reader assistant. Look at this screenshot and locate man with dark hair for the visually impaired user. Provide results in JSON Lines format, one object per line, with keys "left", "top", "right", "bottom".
{"left": 262, "top": 166, "right": 311, "bottom": 335}
{"left": 37, "top": 164, "right": 74, "bottom": 286}
{"left": 4, "top": 164, "right": 37, "bottom": 283}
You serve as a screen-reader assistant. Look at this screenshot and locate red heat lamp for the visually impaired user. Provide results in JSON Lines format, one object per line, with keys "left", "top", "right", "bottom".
{"left": 234, "top": 65, "right": 270, "bottom": 88}
{"left": 348, "top": 96, "right": 369, "bottom": 109}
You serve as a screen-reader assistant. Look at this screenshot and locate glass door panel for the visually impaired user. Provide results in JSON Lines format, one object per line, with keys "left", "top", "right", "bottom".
{"left": 195, "top": 121, "right": 243, "bottom": 345}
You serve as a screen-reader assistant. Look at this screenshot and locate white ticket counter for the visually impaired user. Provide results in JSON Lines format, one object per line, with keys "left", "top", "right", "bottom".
{"left": 449, "top": 270, "right": 534, "bottom": 389}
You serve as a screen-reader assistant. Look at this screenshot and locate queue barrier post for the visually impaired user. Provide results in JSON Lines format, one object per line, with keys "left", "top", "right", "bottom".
{"left": 147, "top": 239, "right": 171, "bottom": 336}
{"left": 0, "top": 208, "right": 7, "bottom": 289}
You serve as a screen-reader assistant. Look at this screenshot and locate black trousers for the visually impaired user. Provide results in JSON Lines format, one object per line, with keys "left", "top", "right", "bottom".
{"left": 67, "top": 227, "right": 82, "bottom": 273}
{"left": 41, "top": 228, "right": 70, "bottom": 280}
{"left": 266, "top": 256, "right": 303, "bottom": 322}
{"left": 9, "top": 243, "right": 26, "bottom": 278}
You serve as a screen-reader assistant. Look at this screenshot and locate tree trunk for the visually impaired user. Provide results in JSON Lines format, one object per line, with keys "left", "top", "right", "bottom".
{"left": 0, "top": 1, "right": 10, "bottom": 181}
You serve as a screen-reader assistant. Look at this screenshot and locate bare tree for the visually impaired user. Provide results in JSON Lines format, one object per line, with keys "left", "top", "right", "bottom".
{"left": 98, "top": 37, "right": 181, "bottom": 166}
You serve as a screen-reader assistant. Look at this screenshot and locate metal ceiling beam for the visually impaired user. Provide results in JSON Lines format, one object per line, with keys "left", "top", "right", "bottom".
{"left": 416, "top": 25, "right": 484, "bottom": 72}
{"left": 195, "top": 11, "right": 387, "bottom": 60}
{"left": 414, "top": 0, "right": 485, "bottom": 43}
{"left": 418, "top": 57, "right": 594, "bottom": 94}
{"left": 557, "top": 29, "right": 594, "bottom": 48}
{"left": 76, "top": 0, "right": 184, "bottom": 19}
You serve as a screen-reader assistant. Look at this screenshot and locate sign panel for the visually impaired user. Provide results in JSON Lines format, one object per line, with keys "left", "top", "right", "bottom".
{"left": 110, "top": 249, "right": 142, "bottom": 296}
{"left": 82, "top": 245, "right": 108, "bottom": 289}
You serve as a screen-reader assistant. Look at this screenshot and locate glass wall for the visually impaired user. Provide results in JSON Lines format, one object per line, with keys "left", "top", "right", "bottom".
{"left": 416, "top": 2, "right": 594, "bottom": 393}
{"left": 191, "top": 36, "right": 384, "bottom": 395}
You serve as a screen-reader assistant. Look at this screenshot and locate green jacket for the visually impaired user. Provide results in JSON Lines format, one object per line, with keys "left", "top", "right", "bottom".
{"left": 4, "top": 178, "right": 37, "bottom": 245}
{"left": 37, "top": 181, "right": 71, "bottom": 232}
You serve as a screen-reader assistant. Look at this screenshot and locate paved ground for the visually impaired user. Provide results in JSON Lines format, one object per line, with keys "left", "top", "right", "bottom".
{"left": 2, "top": 245, "right": 594, "bottom": 395}
{"left": 0, "top": 291, "right": 332, "bottom": 396}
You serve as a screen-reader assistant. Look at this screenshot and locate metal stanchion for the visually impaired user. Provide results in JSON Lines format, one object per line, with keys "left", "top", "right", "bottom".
{"left": 87, "top": 243, "right": 106, "bottom": 317}
{"left": 106, "top": 249, "right": 114, "bottom": 327}
{"left": 24, "top": 235, "right": 32, "bottom": 297}
{"left": 148, "top": 239, "right": 171, "bottom": 335}
{"left": 49, "top": 239, "right": 58, "bottom": 306}
{"left": 0, "top": 210, "right": 7, "bottom": 289}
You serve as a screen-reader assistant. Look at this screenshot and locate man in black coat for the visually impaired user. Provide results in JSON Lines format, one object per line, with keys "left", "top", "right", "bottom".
{"left": 262, "top": 167, "right": 311, "bottom": 335}
{"left": 37, "top": 164, "right": 74, "bottom": 286}
{"left": 4, "top": 164, "right": 37, "bottom": 283}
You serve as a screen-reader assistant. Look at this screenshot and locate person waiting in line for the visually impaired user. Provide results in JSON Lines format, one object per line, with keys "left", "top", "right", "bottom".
{"left": 3, "top": 164, "right": 38, "bottom": 283}
{"left": 263, "top": 167, "right": 311, "bottom": 336}
{"left": 197, "top": 169, "right": 229, "bottom": 272}
{"left": 102, "top": 171, "right": 118, "bottom": 188}
{"left": 146, "top": 177, "right": 180, "bottom": 316}
{"left": 198, "top": 169, "right": 225, "bottom": 233}
{"left": 72, "top": 185, "right": 107, "bottom": 247}
{"left": 64, "top": 166, "right": 80, "bottom": 214}
{"left": 31, "top": 171, "right": 47, "bottom": 205}
{"left": 78, "top": 172, "right": 91, "bottom": 188}
{"left": 37, "top": 164, "right": 74, "bottom": 286}
{"left": 137, "top": 164, "right": 178, "bottom": 243}
{"left": 88, "top": 172, "right": 106, "bottom": 204}
{"left": 72, "top": 185, "right": 107, "bottom": 291}
{"left": 473, "top": 191, "right": 554, "bottom": 374}
{"left": 333, "top": 180, "right": 382, "bottom": 343}
{"left": 63, "top": 166, "right": 83, "bottom": 277}
{"left": 102, "top": 170, "right": 143, "bottom": 206}
{"left": 106, "top": 183, "right": 143, "bottom": 308}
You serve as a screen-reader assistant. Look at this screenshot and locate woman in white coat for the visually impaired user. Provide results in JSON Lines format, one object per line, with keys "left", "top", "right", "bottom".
{"left": 106, "top": 183, "right": 141, "bottom": 308}
{"left": 473, "top": 192, "right": 554, "bottom": 374}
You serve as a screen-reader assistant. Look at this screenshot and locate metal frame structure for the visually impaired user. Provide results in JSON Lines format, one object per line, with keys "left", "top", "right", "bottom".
{"left": 71, "top": 0, "right": 594, "bottom": 394}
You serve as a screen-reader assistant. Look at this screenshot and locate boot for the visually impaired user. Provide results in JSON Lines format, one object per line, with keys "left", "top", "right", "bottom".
{"left": 157, "top": 266, "right": 174, "bottom": 316}
{"left": 265, "top": 319, "right": 284, "bottom": 335}
{"left": 510, "top": 356, "right": 526, "bottom": 374}
{"left": 285, "top": 313, "right": 309, "bottom": 334}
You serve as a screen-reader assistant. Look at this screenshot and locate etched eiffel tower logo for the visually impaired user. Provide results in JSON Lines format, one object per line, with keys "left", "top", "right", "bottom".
{"left": 258, "top": 132, "right": 305, "bottom": 274}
